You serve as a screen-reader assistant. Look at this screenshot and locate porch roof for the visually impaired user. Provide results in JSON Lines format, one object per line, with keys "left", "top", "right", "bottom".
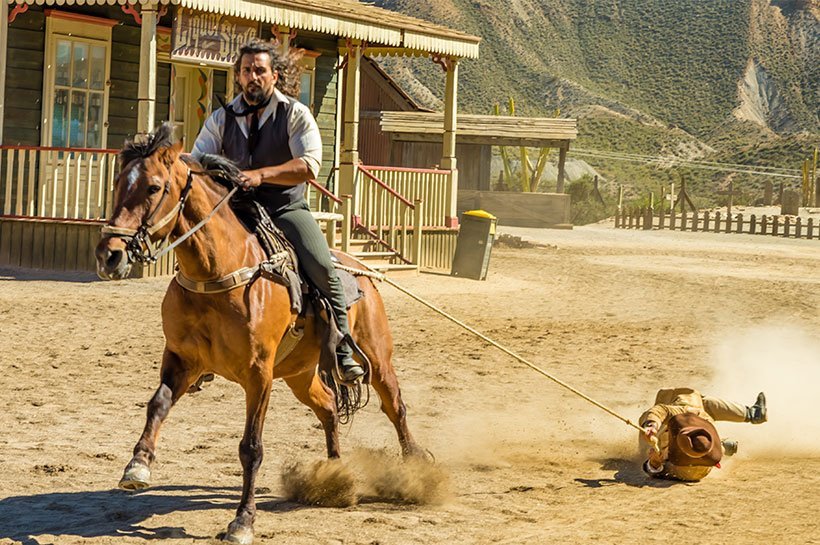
{"left": 380, "top": 112, "right": 578, "bottom": 148}
{"left": 10, "top": 0, "right": 481, "bottom": 59}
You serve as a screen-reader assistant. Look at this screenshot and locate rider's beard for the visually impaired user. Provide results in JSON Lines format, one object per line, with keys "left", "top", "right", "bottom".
{"left": 243, "top": 83, "right": 268, "bottom": 105}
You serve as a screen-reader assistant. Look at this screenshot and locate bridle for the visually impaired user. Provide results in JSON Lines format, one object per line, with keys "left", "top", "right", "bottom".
{"left": 101, "top": 167, "right": 237, "bottom": 265}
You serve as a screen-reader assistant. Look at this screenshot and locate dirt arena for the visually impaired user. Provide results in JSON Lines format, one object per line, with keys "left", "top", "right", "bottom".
{"left": 2, "top": 223, "right": 819, "bottom": 544}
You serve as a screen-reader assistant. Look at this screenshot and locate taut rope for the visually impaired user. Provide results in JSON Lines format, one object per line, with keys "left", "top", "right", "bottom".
{"left": 335, "top": 261, "right": 659, "bottom": 451}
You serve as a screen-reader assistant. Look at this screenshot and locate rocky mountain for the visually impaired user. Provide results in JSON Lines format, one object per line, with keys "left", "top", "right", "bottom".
{"left": 373, "top": 0, "right": 819, "bottom": 200}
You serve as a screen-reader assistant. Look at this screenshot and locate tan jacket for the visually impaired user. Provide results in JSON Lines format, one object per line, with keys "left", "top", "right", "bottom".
{"left": 639, "top": 387, "right": 714, "bottom": 481}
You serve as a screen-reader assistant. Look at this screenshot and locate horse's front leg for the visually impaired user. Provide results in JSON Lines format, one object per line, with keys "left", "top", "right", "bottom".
{"left": 119, "top": 349, "right": 196, "bottom": 490}
{"left": 224, "top": 366, "right": 273, "bottom": 545}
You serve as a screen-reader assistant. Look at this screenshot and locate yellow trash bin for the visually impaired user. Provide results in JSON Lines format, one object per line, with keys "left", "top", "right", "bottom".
{"left": 450, "top": 210, "right": 497, "bottom": 280}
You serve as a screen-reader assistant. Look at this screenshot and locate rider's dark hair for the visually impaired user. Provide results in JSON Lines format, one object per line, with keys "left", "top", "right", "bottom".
{"left": 119, "top": 122, "right": 175, "bottom": 168}
{"left": 233, "top": 39, "right": 303, "bottom": 98}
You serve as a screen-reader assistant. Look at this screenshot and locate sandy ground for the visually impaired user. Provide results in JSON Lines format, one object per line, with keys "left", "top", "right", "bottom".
{"left": 2, "top": 224, "right": 820, "bottom": 545}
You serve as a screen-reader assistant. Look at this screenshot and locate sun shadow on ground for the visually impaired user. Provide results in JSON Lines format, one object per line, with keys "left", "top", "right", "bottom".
{"left": 0, "top": 267, "right": 99, "bottom": 283}
{"left": 0, "top": 485, "right": 305, "bottom": 545}
{"left": 574, "top": 458, "right": 679, "bottom": 489}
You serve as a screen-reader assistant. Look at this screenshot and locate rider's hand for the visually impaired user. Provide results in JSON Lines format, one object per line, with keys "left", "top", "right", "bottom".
{"left": 238, "top": 170, "right": 263, "bottom": 190}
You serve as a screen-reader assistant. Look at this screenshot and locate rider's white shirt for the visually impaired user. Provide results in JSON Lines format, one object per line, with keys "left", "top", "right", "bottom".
{"left": 191, "top": 87, "right": 322, "bottom": 179}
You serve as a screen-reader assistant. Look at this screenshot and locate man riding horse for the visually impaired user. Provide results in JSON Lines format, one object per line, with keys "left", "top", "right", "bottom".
{"left": 191, "top": 39, "right": 364, "bottom": 384}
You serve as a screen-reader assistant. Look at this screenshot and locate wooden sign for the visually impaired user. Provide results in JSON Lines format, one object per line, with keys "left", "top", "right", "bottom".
{"left": 171, "top": 7, "right": 258, "bottom": 67}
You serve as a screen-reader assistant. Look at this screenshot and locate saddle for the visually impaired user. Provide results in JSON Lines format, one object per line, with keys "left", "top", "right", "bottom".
{"left": 199, "top": 157, "right": 370, "bottom": 385}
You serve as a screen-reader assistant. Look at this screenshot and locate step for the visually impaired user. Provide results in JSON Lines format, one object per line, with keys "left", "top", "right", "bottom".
{"left": 351, "top": 251, "right": 398, "bottom": 259}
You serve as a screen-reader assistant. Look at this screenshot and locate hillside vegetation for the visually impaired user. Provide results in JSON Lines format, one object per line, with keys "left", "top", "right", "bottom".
{"left": 374, "top": 0, "right": 819, "bottom": 205}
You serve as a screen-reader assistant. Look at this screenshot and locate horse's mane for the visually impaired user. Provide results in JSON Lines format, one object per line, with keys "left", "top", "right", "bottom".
{"left": 199, "top": 153, "right": 245, "bottom": 191}
{"left": 119, "top": 122, "right": 176, "bottom": 168}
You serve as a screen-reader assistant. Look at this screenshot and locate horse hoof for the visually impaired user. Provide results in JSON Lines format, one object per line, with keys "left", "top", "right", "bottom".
{"left": 223, "top": 522, "right": 253, "bottom": 545}
{"left": 119, "top": 461, "right": 151, "bottom": 491}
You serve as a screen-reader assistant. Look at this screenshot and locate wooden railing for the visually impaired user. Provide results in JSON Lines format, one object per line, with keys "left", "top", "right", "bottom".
{"left": 358, "top": 165, "right": 450, "bottom": 227}
{"left": 0, "top": 145, "right": 119, "bottom": 220}
{"left": 354, "top": 165, "right": 424, "bottom": 264}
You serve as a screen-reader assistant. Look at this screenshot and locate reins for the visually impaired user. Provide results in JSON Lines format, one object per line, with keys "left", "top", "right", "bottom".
{"left": 334, "top": 260, "right": 660, "bottom": 451}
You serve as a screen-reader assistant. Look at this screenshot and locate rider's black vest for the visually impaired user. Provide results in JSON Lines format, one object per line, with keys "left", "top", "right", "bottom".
{"left": 221, "top": 100, "right": 304, "bottom": 213}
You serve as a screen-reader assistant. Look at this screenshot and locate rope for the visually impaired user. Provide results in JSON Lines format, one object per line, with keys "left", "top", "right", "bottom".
{"left": 335, "top": 261, "right": 659, "bottom": 451}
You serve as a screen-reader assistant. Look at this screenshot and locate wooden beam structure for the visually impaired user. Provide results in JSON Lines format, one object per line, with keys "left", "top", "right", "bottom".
{"left": 137, "top": 2, "right": 158, "bottom": 137}
{"left": 380, "top": 112, "right": 578, "bottom": 144}
{"left": 338, "top": 40, "right": 362, "bottom": 197}
{"left": 0, "top": 4, "right": 8, "bottom": 144}
{"left": 442, "top": 58, "right": 459, "bottom": 227}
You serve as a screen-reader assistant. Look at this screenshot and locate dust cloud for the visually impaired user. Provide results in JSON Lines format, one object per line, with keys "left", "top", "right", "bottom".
{"left": 280, "top": 448, "right": 451, "bottom": 507}
{"left": 707, "top": 324, "right": 820, "bottom": 457}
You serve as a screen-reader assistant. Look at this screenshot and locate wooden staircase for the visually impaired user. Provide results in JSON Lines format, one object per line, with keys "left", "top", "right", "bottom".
{"left": 347, "top": 238, "right": 419, "bottom": 276}
{"left": 313, "top": 212, "right": 418, "bottom": 276}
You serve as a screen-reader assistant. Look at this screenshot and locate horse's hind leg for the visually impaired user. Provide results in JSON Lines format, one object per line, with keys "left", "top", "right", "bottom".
{"left": 284, "top": 369, "right": 340, "bottom": 458}
{"left": 119, "top": 349, "right": 196, "bottom": 490}
{"left": 360, "top": 336, "right": 425, "bottom": 458}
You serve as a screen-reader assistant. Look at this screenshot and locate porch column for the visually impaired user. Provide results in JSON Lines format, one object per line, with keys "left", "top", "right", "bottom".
{"left": 136, "top": 2, "right": 158, "bottom": 137}
{"left": 441, "top": 57, "right": 459, "bottom": 228}
{"left": 338, "top": 40, "right": 361, "bottom": 198}
{"left": 0, "top": 4, "right": 8, "bottom": 144}
{"left": 556, "top": 144, "right": 568, "bottom": 193}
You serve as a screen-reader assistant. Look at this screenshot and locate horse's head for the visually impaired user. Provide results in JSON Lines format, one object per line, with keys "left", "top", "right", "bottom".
{"left": 95, "top": 123, "right": 188, "bottom": 280}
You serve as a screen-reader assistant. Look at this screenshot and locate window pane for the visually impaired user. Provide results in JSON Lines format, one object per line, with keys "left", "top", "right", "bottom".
{"left": 55, "top": 40, "right": 71, "bottom": 86}
{"left": 72, "top": 43, "right": 89, "bottom": 88}
{"left": 52, "top": 89, "right": 69, "bottom": 147}
{"left": 89, "top": 46, "right": 106, "bottom": 90}
{"left": 70, "top": 92, "right": 87, "bottom": 147}
{"left": 299, "top": 73, "right": 312, "bottom": 108}
{"left": 87, "top": 93, "right": 103, "bottom": 148}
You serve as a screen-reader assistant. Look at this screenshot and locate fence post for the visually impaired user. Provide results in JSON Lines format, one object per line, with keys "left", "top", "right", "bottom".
{"left": 725, "top": 211, "right": 733, "bottom": 233}
{"left": 807, "top": 218, "right": 814, "bottom": 240}
{"left": 783, "top": 216, "right": 791, "bottom": 238}
{"left": 692, "top": 210, "right": 700, "bottom": 231}
{"left": 761, "top": 215, "right": 768, "bottom": 235}
{"left": 795, "top": 216, "right": 802, "bottom": 239}
{"left": 772, "top": 216, "right": 780, "bottom": 236}
{"left": 681, "top": 209, "right": 688, "bottom": 231}
{"left": 341, "top": 194, "right": 352, "bottom": 253}
{"left": 643, "top": 207, "right": 653, "bottom": 230}
{"left": 750, "top": 214, "right": 757, "bottom": 235}
{"left": 714, "top": 211, "right": 721, "bottom": 233}
{"left": 413, "top": 199, "right": 423, "bottom": 266}
{"left": 703, "top": 211, "right": 711, "bottom": 231}
{"left": 670, "top": 208, "right": 676, "bottom": 230}
{"left": 736, "top": 213, "right": 743, "bottom": 234}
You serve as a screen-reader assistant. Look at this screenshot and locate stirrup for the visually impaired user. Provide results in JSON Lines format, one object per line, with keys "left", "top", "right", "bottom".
{"left": 334, "top": 355, "right": 365, "bottom": 385}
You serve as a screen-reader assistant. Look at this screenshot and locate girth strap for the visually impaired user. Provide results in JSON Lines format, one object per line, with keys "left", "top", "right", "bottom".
{"left": 175, "top": 266, "right": 258, "bottom": 294}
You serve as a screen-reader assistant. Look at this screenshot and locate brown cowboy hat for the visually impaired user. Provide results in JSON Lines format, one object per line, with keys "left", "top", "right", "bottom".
{"left": 667, "top": 413, "right": 723, "bottom": 467}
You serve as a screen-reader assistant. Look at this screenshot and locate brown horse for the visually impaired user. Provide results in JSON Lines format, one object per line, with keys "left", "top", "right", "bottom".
{"left": 95, "top": 124, "right": 424, "bottom": 544}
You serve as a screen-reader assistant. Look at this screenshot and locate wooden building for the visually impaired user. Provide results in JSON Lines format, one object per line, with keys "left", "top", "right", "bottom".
{"left": 0, "top": 0, "right": 481, "bottom": 274}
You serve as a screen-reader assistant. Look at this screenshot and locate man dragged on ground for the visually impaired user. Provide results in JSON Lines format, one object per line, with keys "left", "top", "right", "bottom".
{"left": 639, "top": 387, "right": 767, "bottom": 481}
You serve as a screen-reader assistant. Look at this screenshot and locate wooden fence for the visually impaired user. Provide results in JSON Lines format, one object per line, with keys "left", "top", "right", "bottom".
{"left": 1, "top": 145, "right": 119, "bottom": 221}
{"left": 615, "top": 208, "right": 820, "bottom": 240}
